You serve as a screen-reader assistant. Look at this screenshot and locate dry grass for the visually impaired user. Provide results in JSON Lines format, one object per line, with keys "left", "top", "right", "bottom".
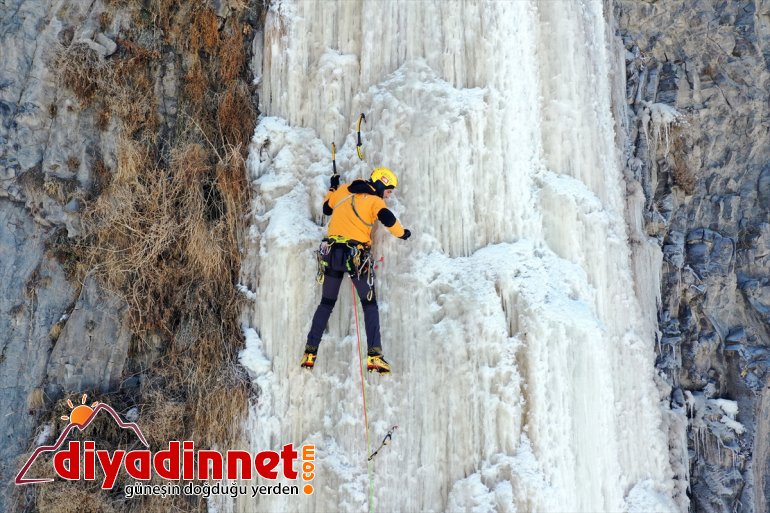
{"left": 43, "top": 175, "right": 77, "bottom": 205}
{"left": 54, "top": 42, "right": 113, "bottom": 104}
{"left": 40, "top": 5, "right": 261, "bottom": 511}
{"left": 139, "top": 388, "right": 187, "bottom": 445}
{"left": 66, "top": 156, "right": 80, "bottom": 171}
{"left": 99, "top": 11, "right": 113, "bottom": 32}
{"left": 217, "top": 82, "right": 255, "bottom": 148}
{"left": 91, "top": 158, "right": 112, "bottom": 196}
{"left": 79, "top": 137, "right": 250, "bottom": 446}
{"left": 96, "top": 104, "right": 112, "bottom": 131}
{"left": 27, "top": 388, "right": 46, "bottom": 410}
{"left": 190, "top": 8, "right": 220, "bottom": 52}
{"left": 671, "top": 130, "right": 695, "bottom": 195}
{"left": 36, "top": 483, "right": 118, "bottom": 513}
{"left": 219, "top": 18, "right": 244, "bottom": 82}
{"left": 183, "top": 56, "right": 208, "bottom": 107}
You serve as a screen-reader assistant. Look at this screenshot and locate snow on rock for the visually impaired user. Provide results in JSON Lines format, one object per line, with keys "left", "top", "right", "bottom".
{"left": 641, "top": 102, "right": 683, "bottom": 157}
{"left": 685, "top": 391, "right": 746, "bottom": 464}
{"left": 237, "top": 0, "right": 679, "bottom": 512}
{"left": 624, "top": 480, "right": 681, "bottom": 513}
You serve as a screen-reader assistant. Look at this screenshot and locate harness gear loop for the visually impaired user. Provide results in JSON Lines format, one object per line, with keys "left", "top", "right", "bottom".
{"left": 315, "top": 239, "right": 332, "bottom": 284}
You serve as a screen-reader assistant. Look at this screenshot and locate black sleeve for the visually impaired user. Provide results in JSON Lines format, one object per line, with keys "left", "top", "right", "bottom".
{"left": 377, "top": 208, "right": 397, "bottom": 227}
{"left": 323, "top": 200, "right": 333, "bottom": 216}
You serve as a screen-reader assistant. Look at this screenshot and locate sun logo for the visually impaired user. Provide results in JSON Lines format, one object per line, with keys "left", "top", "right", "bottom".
{"left": 60, "top": 394, "right": 99, "bottom": 427}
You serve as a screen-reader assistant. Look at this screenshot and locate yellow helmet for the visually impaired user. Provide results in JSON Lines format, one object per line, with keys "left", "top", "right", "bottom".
{"left": 370, "top": 167, "right": 398, "bottom": 189}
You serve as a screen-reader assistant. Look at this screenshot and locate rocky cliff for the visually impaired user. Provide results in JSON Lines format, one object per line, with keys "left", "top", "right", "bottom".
{"left": 1, "top": 1, "right": 260, "bottom": 511}
{"left": 617, "top": 0, "right": 770, "bottom": 511}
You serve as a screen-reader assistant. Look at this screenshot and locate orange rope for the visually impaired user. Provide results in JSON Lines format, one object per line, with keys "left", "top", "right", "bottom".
{"left": 352, "top": 282, "right": 374, "bottom": 512}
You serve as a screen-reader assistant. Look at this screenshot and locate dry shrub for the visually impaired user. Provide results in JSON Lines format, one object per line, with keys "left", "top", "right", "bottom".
{"left": 183, "top": 56, "right": 208, "bottom": 106}
{"left": 190, "top": 372, "right": 249, "bottom": 447}
{"left": 91, "top": 158, "right": 112, "bottom": 196}
{"left": 110, "top": 80, "right": 157, "bottom": 137}
{"left": 215, "top": 148, "right": 248, "bottom": 213}
{"left": 99, "top": 11, "right": 113, "bottom": 32}
{"left": 96, "top": 104, "right": 112, "bottom": 131}
{"left": 36, "top": 483, "right": 117, "bottom": 513}
{"left": 217, "top": 82, "right": 255, "bottom": 148}
{"left": 54, "top": 42, "right": 113, "bottom": 104}
{"left": 49, "top": 321, "right": 64, "bottom": 342}
{"left": 81, "top": 138, "right": 186, "bottom": 323}
{"left": 186, "top": 219, "right": 227, "bottom": 280}
{"left": 50, "top": 9, "right": 259, "bottom": 506}
{"left": 112, "top": 40, "right": 159, "bottom": 98}
{"left": 171, "top": 144, "right": 228, "bottom": 281}
{"left": 218, "top": 19, "right": 244, "bottom": 82}
{"left": 66, "top": 156, "right": 80, "bottom": 171}
{"left": 190, "top": 8, "right": 219, "bottom": 52}
{"left": 139, "top": 389, "right": 187, "bottom": 446}
{"left": 151, "top": 0, "right": 181, "bottom": 36}
{"left": 115, "top": 38, "right": 161, "bottom": 63}
{"left": 80, "top": 136, "right": 250, "bottom": 446}
{"left": 43, "top": 175, "right": 77, "bottom": 205}
{"left": 27, "top": 388, "right": 46, "bottom": 410}
{"left": 671, "top": 131, "right": 695, "bottom": 195}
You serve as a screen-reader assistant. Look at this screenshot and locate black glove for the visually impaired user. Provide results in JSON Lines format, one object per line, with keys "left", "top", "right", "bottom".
{"left": 400, "top": 229, "right": 411, "bottom": 240}
{"left": 330, "top": 174, "right": 340, "bottom": 190}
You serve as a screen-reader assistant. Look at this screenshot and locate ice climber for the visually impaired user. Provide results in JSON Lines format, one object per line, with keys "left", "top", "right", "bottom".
{"left": 301, "top": 167, "right": 411, "bottom": 373}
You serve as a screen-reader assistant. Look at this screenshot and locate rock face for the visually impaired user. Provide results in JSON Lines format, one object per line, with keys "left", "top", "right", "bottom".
{"left": 0, "top": 1, "right": 118, "bottom": 506}
{"left": 44, "top": 275, "right": 132, "bottom": 398}
{"left": 616, "top": 0, "right": 770, "bottom": 511}
{"left": 1, "top": 1, "right": 258, "bottom": 511}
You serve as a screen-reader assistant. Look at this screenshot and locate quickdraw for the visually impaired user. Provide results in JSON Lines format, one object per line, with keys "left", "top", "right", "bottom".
{"left": 368, "top": 425, "right": 398, "bottom": 461}
{"left": 347, "top": 244, "right": 374, "bottom": 300}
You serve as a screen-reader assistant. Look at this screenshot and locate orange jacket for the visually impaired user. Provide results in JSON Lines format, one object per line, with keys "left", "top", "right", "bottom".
{"left": 324, "top": 180, "right": 405, "bottom": 244}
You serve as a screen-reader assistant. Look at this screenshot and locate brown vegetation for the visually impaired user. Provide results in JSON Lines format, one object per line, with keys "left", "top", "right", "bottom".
{"left": 671, "top": 130, "right": 695, "bottom": 195}
{"left": 31, "top": 1, "right": 262, "bottom": 511}
{"left": 54, "top": 42, "right": 112, "bottom": 104}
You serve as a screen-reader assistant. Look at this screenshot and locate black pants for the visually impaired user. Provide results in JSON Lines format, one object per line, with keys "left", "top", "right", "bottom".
{"left": 306, "top": 245, "right": 381, "bottom": 353}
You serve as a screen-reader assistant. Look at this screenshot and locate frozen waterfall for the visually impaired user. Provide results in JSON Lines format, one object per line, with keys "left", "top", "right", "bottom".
{"left": 234, "top": 1, "right": 680, "bottom": 512}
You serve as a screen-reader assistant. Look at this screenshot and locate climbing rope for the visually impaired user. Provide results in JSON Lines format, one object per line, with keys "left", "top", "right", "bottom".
{"left": 352, "top": 283, "right": 375, "bottom": 513}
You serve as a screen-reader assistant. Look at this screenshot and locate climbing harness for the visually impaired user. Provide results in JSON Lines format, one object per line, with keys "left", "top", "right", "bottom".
{"left": 315, "top": 236, "right": 375, "bottom": 300}
{"left": 356, "top": 113, "right": 366, "bottom": 161}
{"left": 368, "top": 425, "right": 398, "bottom": 461}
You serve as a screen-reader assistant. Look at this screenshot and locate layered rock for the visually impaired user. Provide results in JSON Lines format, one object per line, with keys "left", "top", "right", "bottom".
{"left": 0, "top": 1, "right": 123, "bottom": 506}
{"left": 617, "top": 0, "right": 770, "bottom": 510}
